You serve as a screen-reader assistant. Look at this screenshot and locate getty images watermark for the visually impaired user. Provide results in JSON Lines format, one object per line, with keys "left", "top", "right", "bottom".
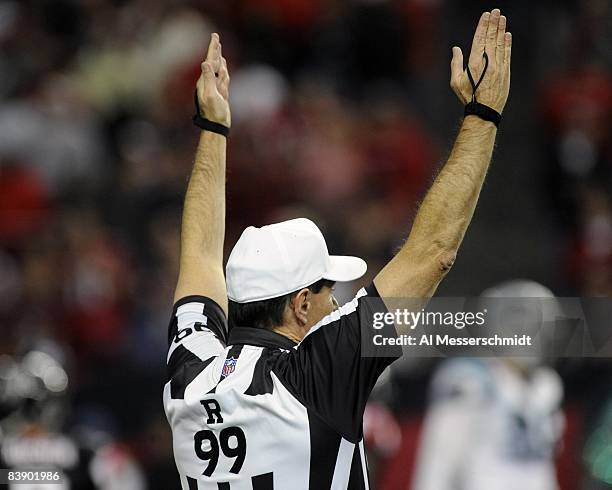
{"left": 371, "top": 307, "right": 532, "bottom": 348}
{"left": 359, "top": 297, "right": 612, "bottom": 358}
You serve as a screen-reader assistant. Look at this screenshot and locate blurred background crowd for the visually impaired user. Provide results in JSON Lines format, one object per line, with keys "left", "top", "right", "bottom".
{"left": 0, "top": 0, "right": 610, "bottom": 488}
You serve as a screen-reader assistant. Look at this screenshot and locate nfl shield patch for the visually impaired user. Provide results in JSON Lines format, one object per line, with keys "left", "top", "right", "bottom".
{"left": 221, "top": 357, "right": 237, "bottom": 378}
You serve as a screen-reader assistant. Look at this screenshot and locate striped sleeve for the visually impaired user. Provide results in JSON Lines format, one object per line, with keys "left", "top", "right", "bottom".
{"left": 166, "top": 296, "right": 227, "bottom": 386}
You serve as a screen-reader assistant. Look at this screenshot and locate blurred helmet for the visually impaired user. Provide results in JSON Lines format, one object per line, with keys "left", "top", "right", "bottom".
{"left": 480, "top": 279, "right": 562, "bottom": 366}
{"left": 481, "top": 279, "right": 556, "bottom": 300}
{"left": 0, "top": 346, "right": 69, "bottom": 429}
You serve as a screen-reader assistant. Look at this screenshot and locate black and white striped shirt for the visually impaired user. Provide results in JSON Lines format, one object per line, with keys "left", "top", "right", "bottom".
{"left": 163, "top": 284, "right": 400, "bottom": 489}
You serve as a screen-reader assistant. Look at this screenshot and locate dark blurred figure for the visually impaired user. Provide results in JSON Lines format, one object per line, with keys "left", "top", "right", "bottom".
{"left": 0, "top": 340, "right": 146, "bottom": 489}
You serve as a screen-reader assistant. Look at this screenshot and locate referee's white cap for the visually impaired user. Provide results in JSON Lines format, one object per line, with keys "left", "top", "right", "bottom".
{"left": 226, "top": 218, "right": 367, "bottom": 303}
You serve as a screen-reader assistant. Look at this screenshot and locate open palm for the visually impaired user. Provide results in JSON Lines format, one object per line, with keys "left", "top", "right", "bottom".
{"left": 196, "top": 33, "right": 231, "bottom": 127}
{"left": 450, "top": 9, "right": 512, "bottom": 114}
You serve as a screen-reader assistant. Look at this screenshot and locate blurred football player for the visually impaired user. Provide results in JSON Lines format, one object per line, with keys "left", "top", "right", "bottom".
{"left": 412, "top": 280, "right": 565, "bottom": 490}
{"left": 0, "top": 341, "right": 146, "bottom": 490}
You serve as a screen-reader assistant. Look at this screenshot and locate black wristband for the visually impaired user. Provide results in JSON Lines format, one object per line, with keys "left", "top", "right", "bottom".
{"left": 193, "top": 114, "right": 230, "bottom": 136}
{"left": 464, "top": 101, "right": 502, "bottom": 127}
{"left": 192, "top": 91, "right": 230, "bottom": 137}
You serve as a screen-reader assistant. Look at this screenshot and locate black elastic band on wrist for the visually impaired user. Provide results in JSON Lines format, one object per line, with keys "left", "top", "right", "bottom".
{"left": 464, "top": 101, "right": 502, "bottom": 127}
{"left": 464, "top": 51, "right": 502, "bottom": 127}
{"left": 193, "top": 114, "right": 230, "bottom": 136}
{"left": 192, "top": 91, "right": 230, "bottom": 137}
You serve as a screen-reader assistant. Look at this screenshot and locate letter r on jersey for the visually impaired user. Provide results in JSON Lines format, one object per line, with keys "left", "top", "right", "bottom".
{"left": 201, "top": 399, "right": 224, "bottom": 424}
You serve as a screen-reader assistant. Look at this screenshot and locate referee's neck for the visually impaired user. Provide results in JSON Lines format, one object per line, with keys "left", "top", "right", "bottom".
{"left": 272, "top": 325, "right": 304, "bottom": 344}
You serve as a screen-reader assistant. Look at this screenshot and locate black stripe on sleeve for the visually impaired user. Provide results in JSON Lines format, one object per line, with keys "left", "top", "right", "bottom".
{"left": 244, "top": 349, "right": 275, "bottom": 396}
{"left": 170, "top": 351, "right": 215, "bottom": 399}
{"left": 168, "top": 295, "right": 228, "bottom": 346}
{"left": 167, "top": 344, "right": 200, "bottom": 381}
{"left": 307, "top": 409, "right": 342, "bottom": 490}
{"left": 252, "top": 472, "right": 274, "bottom": 490}
{"left": 186, "top": 476, "right": 198, "bottom": 490}
{"left": 348, "top": 442, "right": 368, "bottom": 489}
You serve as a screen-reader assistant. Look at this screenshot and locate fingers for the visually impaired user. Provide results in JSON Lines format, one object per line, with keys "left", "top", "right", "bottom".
{"left": 200, "top": 32, "right": 230, "bottom": 101}
{"left": 206, "top": 32, "right": 220, "bottom": 60}
{"left": 206, "top": 32, "right": 221, "bottom": 73}
{"left": 450, "top": 46, "right": 463, "bottom": 77}
{"left": 468, "top": 11, "right": 489, "bottom": 68}
{"left": 219, "top": 57, "right": 229, "bottom": 82}
{"left": 485, "top": 9, "right": 500, "bottom": 59}
{"left": 218, "top": 57, "right": 230, "bottom": 99}
{"left": 450, "top": 46, "right": 467, "bottom": 103}
{"left": 201, "top": 61, "right": 216, "bottom": 89}
{"left": 504, "top": 32, "right": 512, "bottom": 67}
{"left": 495, "top": 15, "right": 506, "bottom": 66}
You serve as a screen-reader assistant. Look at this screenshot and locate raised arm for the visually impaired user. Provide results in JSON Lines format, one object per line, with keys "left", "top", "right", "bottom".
{"left": 174, "top": 33, "right": 230, "bottom": 314}
{"left": 374, "top": 9, "right": 511, "bottom": 299}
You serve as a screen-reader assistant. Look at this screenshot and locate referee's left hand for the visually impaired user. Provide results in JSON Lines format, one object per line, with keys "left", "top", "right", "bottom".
{"left": 450, "top": 8, "right": 512, "bottom": 114}
{"left": 196, "top": 33, "right": 231, "bottom": 127}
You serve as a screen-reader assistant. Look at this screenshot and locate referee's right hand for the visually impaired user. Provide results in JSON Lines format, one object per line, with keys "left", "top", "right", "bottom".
{"left": 450, "top": 9, "right": 512, "bottom": 114}
{"left": 196, "top": 33, "right": 231, "bottom": 128}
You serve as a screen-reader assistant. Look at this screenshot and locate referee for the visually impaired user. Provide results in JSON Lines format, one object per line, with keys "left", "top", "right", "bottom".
{"left": 164, "top": 9, "right": 511, "bottom": 490}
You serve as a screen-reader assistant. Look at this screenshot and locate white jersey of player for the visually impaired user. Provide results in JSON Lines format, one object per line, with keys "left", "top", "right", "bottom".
{"left": 413, "top": 358, "right": 564, "bottom": 490}
{"left": 163, "top": 285, "right": 400, "bottom": 489}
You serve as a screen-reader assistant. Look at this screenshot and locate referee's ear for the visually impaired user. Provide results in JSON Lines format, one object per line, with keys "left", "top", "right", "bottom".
{"left": 289, "top": 288, "right": 312, "bottom": 327}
